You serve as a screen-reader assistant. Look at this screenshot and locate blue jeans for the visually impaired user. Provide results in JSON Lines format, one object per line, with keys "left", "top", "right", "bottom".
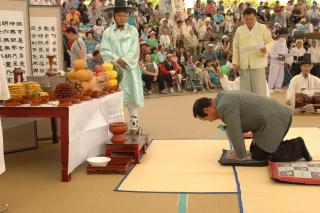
{"left": 283, "top": 65, "right": 292, "bottom": 86}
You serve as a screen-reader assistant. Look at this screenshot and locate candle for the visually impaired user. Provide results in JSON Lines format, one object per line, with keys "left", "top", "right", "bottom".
{"left": 48, "top": 34, "right": 54, "bottom": 56}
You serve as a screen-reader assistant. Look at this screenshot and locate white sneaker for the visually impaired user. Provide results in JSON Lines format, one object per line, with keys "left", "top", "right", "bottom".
{"left": 130, "top": 116, "right": 139, "bottom": 130}
{"left": 147, "top": 90, "right": 152, "bottom": 95}
{"left": 270, "top": 90, "right": 274, "bottom": 93}
{"left": 169, "top": 87, "right": 174, "bottom": 93}
{"left": 275, "top": 88, "right": 283, "bottom": 93}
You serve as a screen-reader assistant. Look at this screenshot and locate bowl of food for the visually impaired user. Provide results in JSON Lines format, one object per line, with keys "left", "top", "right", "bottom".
{"left": 87, "top": 157, "right": 111, "bottom": 167}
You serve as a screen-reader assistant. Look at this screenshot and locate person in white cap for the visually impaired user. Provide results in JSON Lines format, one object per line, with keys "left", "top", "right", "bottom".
{"left": 232, "top": 7, "right": 274, "bottom": 96}
{"left": 218, "top": 35, "right": 231, "bottom": 61}
{"left": 202, "top": 43, "right": 218, "bottom": 62}
{"left": 0, "top": 56, "right": 10, "bottom": 213}
{"left": 160, "top": 53, "right": 181, "bottom": 93}
{"left": 147, "top": 30, "right": 159, "bottom": 49}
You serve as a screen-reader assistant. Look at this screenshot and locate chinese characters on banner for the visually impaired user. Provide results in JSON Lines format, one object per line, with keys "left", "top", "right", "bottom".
{"left": 30, "top": 17, "right": 59, "bottom": 76}
{"left": 0, "top": 10, "right": 28, "bottom": 82}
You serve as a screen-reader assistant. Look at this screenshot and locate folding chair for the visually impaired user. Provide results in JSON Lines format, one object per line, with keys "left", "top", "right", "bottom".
{"left": 185, "top": 66, "right": 205, "bottom": 92}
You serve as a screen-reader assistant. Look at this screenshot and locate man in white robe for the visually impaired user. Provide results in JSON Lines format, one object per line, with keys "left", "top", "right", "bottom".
{"left": 100, "top": 0, "right": 144, "bottom": 130}
{"left": 286, "top": 53, "right": 320, "bottom": 105}
{"left": 232, "top": 7, "right": 274, "bottom": 96}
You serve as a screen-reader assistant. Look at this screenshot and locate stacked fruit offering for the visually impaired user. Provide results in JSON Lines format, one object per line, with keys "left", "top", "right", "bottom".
{"left": 103, "top": 62, "right": 118, "bottom": 91}
{"left": 55, "top": 82, "right": 77, "bottom": 107}
{"left": 68, "top": 59, "right": 94, "bottom": 93}
{"left": 68, "top": 80, "right": 84, "bottom": 104}
{"left": 5, "top": 83, "right": 25, "bottom": 106}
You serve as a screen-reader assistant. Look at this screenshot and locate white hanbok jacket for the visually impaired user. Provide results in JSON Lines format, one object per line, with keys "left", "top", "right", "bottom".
{"left": 286, "top": 73, "right": 320, "bottom": 103}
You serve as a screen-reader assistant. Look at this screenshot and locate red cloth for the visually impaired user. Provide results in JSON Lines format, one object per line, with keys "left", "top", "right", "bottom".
{"left": 67, "top": 39, "right": 73, "bottom": 49}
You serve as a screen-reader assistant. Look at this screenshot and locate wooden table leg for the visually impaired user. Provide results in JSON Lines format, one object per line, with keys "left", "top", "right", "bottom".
{"left": 60, "top": 114, "right": 71, "bottom": 182}
{"left": 51, "top": 118, "right": 58, "bottom": 144}
{"left": 106, "top": 145, "right": 111, "bottom": 157}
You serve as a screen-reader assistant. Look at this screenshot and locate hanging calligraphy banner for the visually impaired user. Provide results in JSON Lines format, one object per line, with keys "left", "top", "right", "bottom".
{"left": 29, "top": 6, "right": 63, "bottom": 75}
{"left": 30, "top": 17, "right": 59, "bottom": 76}
{"left": 0, "top": 10, "right": 28, "bottom": 82}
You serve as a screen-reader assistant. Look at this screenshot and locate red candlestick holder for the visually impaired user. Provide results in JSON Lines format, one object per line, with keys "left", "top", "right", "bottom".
{"left": 46, "top": 55, "right": 57, "bottom": 76}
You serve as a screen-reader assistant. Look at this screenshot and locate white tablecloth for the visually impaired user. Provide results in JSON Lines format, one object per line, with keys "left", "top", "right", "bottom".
{"left": 0, "top": 91, "right": 124, "bottom": 175}
{"left": 68, "top": 91, "right": 124, "bottom": 173}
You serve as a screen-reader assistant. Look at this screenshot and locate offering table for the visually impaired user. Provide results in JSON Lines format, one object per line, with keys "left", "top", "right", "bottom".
{"left": 0, "top": 91, "right": 124, "bottom": 182}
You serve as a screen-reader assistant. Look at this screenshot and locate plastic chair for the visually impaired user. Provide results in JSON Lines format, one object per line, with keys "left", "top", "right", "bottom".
{"left": 185, "top": 66, "right": 205, "bottom": 92}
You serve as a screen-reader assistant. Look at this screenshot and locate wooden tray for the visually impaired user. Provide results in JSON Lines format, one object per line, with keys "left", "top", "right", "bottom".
{"left": 87, "top": 157, "right": 134, "bottom": 175}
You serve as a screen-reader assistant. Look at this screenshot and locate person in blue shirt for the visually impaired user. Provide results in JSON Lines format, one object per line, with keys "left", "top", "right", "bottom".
{"left": 87, "top": 50, "right": 103, "bottom": 71}
{"left": 257, "top": 1, "right": 264, "bottom": 16}
{"left": 128, "top": 12, "right": 137, "bottom": 26}
{"left": 202, "top": 44, "right": 218, "bottom": 62}
{"left": 212, "top": 9, "right": 225, "bottom": 33}
{"left": 140, "top": 26, "right": 149, "bottom": 42}
{"left": 85, "top": 31, "right": 98, "bottom": 54}
{"left": 78, "top": 18, "right": 92, "bottom": 38}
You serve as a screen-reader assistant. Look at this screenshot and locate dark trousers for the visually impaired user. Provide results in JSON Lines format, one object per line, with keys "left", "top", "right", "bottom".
{"left": 142, "top": 74, "right": 174, "bottom": 90}
{"left": 249, "top": 117, "right": 304, "bottom": 162}
{"left": 250, "top": 138, "right": 305, "bottom": 162}
{"left": 142, "top": 74, "right": 165, "bottom": 91}
{"left": 163, "top": 74, "right": 174, "bottom": 88}
{"left": 283, "top": 64, "right": 292, "bottom": 86}
{"left": 291, "top": 62, "right": 301, "bottom": 76}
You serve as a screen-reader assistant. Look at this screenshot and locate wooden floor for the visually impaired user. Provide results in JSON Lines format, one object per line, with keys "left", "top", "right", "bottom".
{"left": 0, "top": 90, "right": 318, "bottom": 213}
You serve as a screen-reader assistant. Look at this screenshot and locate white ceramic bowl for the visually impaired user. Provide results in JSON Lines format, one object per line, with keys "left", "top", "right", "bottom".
{"left": 87, "top": 157, "right": 111, "bottom": 167}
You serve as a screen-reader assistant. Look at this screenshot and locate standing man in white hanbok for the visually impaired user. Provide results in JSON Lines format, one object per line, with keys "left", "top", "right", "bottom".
{"left": 286, "top": 53, "right": 320, "bottom": 105}
{"left": 232, "top": 7, "right": 274, "bottom": 96}
{"left": 0, "top": 56, "right": 10, "bottom": 212}
{"left": 100, "top": 0, "right": 144, "bottom": 130}
{"left": 268, "top": 28, "right": 288, "bottom": 93}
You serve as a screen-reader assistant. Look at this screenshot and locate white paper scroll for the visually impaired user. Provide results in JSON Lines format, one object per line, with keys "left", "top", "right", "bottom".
{"left": 244, "top": 42, "right": 265, "bottom": 52}
{"left": 0, "top": 10, "right": 28, "bottom": 82}
{"left": 30, "top": 17, "right": 59, "bottom": 76}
